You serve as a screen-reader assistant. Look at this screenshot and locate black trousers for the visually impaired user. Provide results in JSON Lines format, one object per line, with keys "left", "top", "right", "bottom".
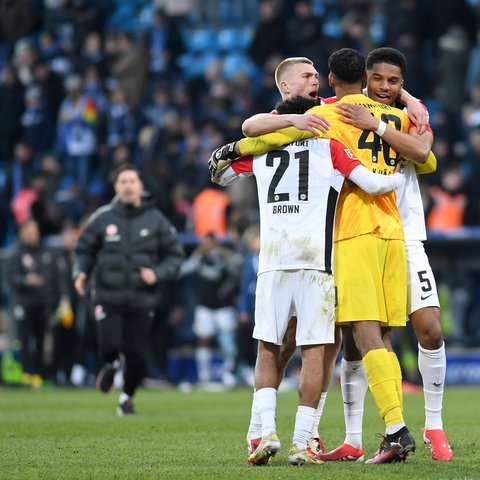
{"left": 94, "top": 304, "right": 153, "bottom": 397}
{"left": 15, "top": 304, "right": 48, "bottom": 376}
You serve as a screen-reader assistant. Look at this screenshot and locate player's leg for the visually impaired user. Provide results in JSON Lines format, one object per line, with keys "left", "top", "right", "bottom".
{"left": 411, "top": 307, "right": 452, "bottom": 460}
{"left": 363, "top": 239, "right": 415, "bottom": 464}
{"left": 277, "top": 315, "right": 297, "bottom": 383}
{"left": 319, "top": 325, "right": 367, "bottom": 461}
{"left": 381, "top": 327, "right": 403, "bottom": 412}
{"left": 289, "top": 344, "right": 325, "bottom": 465}
{"left": 248, "top": 340, "right": 282, "bottom": 465}
{"left": 289, "top": 270, "right": 334, "bottom": 465}
{"left": 309, "top": 325, "right": 342, "bottom": 454}
{"left": 247, "top": 271, "right": 291, "bottom": 465}
{"left": 406, "top": 241, "right": 452, "bottom": 461}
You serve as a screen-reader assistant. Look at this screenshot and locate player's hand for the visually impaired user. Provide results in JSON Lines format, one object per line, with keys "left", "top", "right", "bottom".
{"left": 403, "top": 96, "right": 428, "bottom": 134}
{"left": 208, "top": 141, "right": 238, "bottom": 182}
{"left": 336, "top": 103, "right": 377, "bottom": 130}
{"left": 290, "top": 113, "right": 329, "bottom": 135}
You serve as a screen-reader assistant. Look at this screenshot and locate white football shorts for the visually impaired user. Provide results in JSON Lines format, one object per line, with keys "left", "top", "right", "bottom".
{"left": 406, "top": 240, "right": 440, "bottom": 316}
{"left": 193, "top": 305, "right": 237, "bottom": 337}
{"left": 253, "top": 269, "right": 335, "bottom": 346}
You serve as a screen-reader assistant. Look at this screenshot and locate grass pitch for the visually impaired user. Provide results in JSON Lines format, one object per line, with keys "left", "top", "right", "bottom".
{"left": 0, "top": 384, "right": 478, "bottom": 479}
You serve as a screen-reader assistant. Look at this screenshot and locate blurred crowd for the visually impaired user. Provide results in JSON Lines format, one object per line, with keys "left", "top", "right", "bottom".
{"left": 1, "top": 0, "right": 480, "bottom": 388}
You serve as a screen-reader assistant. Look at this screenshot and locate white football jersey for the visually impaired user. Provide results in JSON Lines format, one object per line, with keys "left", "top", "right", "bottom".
{"left": 396, "top": 159, "right": 427, "bottom": 241}
{"left": 226, "top": 138, "right": 362, "bottom": 274}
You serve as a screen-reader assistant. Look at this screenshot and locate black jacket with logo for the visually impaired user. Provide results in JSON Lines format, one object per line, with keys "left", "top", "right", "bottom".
{"left": 73, "top": 193, "right": 184, "bottom": 310}
{"left": 6, "top": 243, "right": 59, "bottom": 310}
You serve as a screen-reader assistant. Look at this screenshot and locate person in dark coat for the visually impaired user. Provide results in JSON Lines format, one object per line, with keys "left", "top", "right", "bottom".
{"left": 73, "top": 163, "right": 184, "bottom": 415}
{"left": 5, "top": 218, "right": 59, "bottom": 387}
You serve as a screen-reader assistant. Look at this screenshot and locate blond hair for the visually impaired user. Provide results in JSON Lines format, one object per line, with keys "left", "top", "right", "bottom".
{"left": 274, "top": 57, "right": 314, "bottom": 90}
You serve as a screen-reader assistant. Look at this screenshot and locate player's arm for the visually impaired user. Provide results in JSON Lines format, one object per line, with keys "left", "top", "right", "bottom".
{"left": 215, "top": 158, "right": 254, "bottom": 186}
{"left": 349, "top": 165, "right": 404, "bottom": 194}
{"left": 401, "top": 122, "right": 436, "bottom": 173}
{"left": 413, "top": 150, "right": 437, "bottom": 175}
{"left": 331, "top": 139, "right": 404, "bottom": 194}
{"left": 242, "top": 112, "right": 329, "bottom": 137}
{"left": 209, "top": 123, "right": 319, "bottom": 182}
{"left": 238, "top": 126, "right": 314, "bottom": 155}
{"left": 335, "top": 103, "right": 431, "bottom": 163}
{"left": 396, "top": 88, "right": 428, "bottom": 134}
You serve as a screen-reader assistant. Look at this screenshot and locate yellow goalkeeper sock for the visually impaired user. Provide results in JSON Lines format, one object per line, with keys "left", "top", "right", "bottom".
{"left": 389, "top": 351, "right": 403, "bottom": 413}
{"left": 363, "top": 348, "right": 403, "bottom": 428}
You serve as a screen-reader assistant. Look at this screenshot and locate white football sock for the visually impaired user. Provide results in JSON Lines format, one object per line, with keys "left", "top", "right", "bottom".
{"left": 418, "top": 342, "right": 446, "bottom": 430}
{"left": 118, "top": 392, "right": 131, "bottom": 404}
{"left": 341, "top": 359, "right": 368, "bottom": 449}
{"left": 311, "top": 392, "right": 327, "bottom": 438}
{"left": 256, "top": 387, "right": 278, "bottom": 438}
{"left": 247, "top": 390, "right": 262, "bottom": 439}
{"left": 195, "top": 347, "right": 211, "bottom": 383}
{"left": 293, "top": 405, "right": 316, "bottom": 450}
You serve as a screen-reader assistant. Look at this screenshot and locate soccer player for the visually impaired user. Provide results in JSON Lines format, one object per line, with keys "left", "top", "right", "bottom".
{"left": 318, "top": 47, "right": 453, "bottom": 463}
{"left": 215, "top": 131, "right": 404, "bottom": 466}
{"left": 214, "top": 55, "right": 429, "bottom": 461}
{"left": 210, "top": 48, "right": 419, "bottom": 464}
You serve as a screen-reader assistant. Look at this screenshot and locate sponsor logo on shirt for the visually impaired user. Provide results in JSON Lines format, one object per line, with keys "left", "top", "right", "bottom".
{"left": 105, "top": 224, "right": 120, "bottom": 242}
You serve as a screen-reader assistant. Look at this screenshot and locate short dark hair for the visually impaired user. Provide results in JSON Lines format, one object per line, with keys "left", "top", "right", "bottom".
{"left": 113, "top": 163, "right": 142, "bottom": 183}
{"left": 366, "top": 47, "right": 407, "bottom": 77}
{"left": 328, "top": 48, "right": 365, "bottom": 83}
{"left": 275, "top": 96, "right": 316, "bottom": 114}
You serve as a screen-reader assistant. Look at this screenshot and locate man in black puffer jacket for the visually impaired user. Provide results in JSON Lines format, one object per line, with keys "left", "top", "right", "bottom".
{"left": 73, "top": 163, "right": 184, "bottom": 415}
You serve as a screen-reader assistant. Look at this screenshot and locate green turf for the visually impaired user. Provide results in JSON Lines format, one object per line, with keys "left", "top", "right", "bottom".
{"left": 0, "top": 384, "right": 478, "bottom": 479}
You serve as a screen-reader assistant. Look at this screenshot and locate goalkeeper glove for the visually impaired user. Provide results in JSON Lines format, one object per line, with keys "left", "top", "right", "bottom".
{"left": 208, "top": 141, "right": 238, "bottom": 182}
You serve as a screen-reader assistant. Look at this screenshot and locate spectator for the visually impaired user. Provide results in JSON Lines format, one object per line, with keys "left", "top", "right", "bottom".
{"left": 169, "top": 182, "right": 195, "bottom": 233}
{"left": 180, "top": 232, "right": 243, "bottom": 387}
{"left": 192, "top": 183, "right": 231, "bottom": 239}
{"left": 32, "top": 59, "right": 65, "bottom": 121}
{"left": 11, "top": 38, "right": 38, "bottom": 88}
{"left": 0, "top": 65, "right": 25, "bottom": 162}
{"left": 0, "top": 0, "right": 40, "bottom": 51}
{"left": 56, "top": 73, "right": 98, "bottom": 188}
{"left": 5, "top": 218, "right": 60, "bottom": 388}
{"left": 11, "top": 171, "right": 61, "bottom": 237}
{"left": 462, "top": 126, "right": 480, "bottom": 226}
{"left": 235, "top": 223, "right": 260, "bottom": 386}
{"left": 109, "top": 32, "right": 149, "bottom": 113}
{"left": 146, "top": 9, "right": 185, "bottom": 92}
{"left": 436, "top": 25, "right": 471, "bottom": 118}
{"left": 105, "top": 85, "right": 136, "bottom": 150}
{"left": 81, "top": 63, "right": 109, "bottom": 118}
{"left": 51, "top": 222, "right": 78, "bottom": 385}
{"left": 77, "top": 31, "right": 108, "bottom": 78}
{"left": 247, "top": 0, "right": 287, "bottom": 69}
{"left": 285, "top": 0, "right": 328, "bottom": 69}
{"left": 5, "top": 140, "right": 36, "bottom": 206}
{"left": 427, "top": 163, "right": 467, "bottom": 232}
{"left": 20, "top": 85, "right": 56, "bottom": 157}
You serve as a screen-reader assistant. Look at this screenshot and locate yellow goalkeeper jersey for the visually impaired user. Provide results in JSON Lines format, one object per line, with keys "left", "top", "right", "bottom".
{"left": 238, "top": 93, "right": 411, "bottom": 241}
